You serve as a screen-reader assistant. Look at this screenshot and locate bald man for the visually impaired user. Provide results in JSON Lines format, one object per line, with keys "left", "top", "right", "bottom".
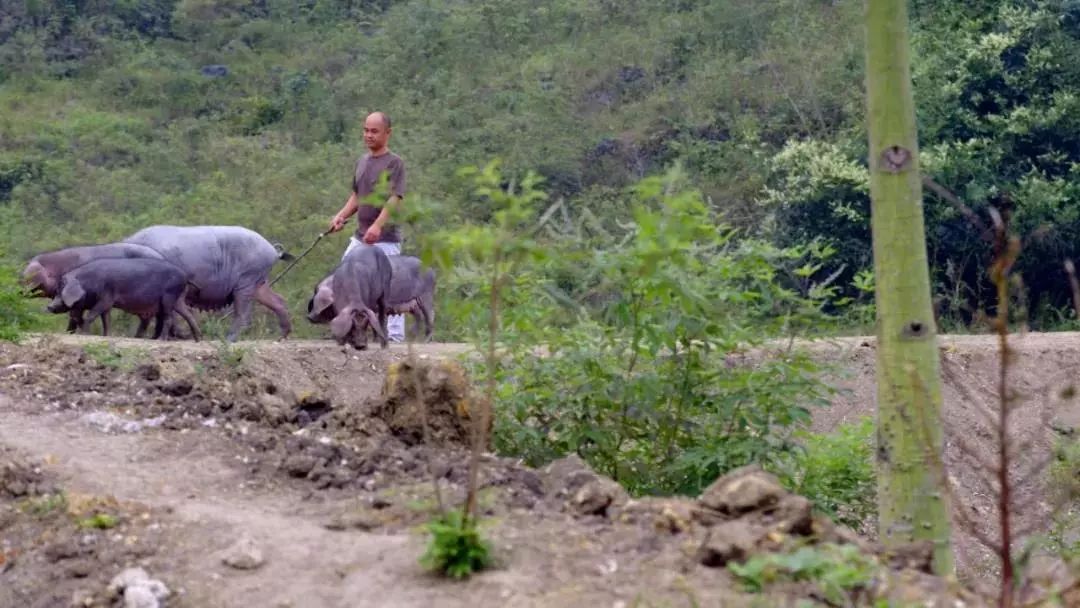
{"left": 328, "top": 111, "right": 408, "bottom": 342}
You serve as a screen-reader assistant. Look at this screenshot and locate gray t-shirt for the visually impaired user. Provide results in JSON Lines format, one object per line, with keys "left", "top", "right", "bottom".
{"left": 352, "top": 151, "right": 407, "bottom": 243}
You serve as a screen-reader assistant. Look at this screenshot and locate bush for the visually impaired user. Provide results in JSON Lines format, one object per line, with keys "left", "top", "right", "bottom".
{"left": 769, "top": 417, "right": 877, "bottom": 531}
{"left": 419, "top": 510, "right": 493, "bottom": 579}
{"left": 439, "top": 166, "right": 840, "bottom": 497}
{"left": 0, "top": 259, "right": 46, "bottom": 343}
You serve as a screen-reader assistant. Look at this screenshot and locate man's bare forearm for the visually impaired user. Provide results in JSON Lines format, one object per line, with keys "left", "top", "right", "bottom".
{"left": 335, "top": 193, "right": 359, "bottom": 222}
{"left": 372, "top": 195, "right": 402, "bottom": 229}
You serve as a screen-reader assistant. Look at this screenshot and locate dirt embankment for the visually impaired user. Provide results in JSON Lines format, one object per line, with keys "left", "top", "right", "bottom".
{"left": 0, "top": 332, "right": 1077, "bottom": 607}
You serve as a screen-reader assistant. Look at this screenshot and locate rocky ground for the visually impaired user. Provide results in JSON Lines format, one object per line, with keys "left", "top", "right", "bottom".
{"left": 0, "top": 332, "right": 1077, "bottom": 607}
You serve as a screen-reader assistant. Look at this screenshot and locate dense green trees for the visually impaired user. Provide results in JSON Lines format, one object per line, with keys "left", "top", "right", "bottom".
{"left": 2, "top": 1, "right": 1079, "bottom": 336}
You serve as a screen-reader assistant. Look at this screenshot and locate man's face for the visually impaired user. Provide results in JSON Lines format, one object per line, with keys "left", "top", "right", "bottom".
{"left": 363, "top": 115, "right": 390, "bottom": 152}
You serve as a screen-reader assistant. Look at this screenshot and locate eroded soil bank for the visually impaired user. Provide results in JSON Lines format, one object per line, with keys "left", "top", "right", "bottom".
{"left": 1, "top": 332, "right": 1077, "bottom": 607}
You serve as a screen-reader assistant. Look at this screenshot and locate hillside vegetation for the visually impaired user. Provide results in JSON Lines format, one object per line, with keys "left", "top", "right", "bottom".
{"left": 3, "top": 0, "right": 1080, "bottom": 337}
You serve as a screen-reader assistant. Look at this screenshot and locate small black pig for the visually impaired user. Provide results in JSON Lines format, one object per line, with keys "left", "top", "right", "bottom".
{"left": 46, "top": 258, "right": 201, "bottom": 341}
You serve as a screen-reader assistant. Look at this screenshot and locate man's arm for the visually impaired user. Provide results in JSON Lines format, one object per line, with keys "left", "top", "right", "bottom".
{"left": 329, "top": 192, "right": 359, "bottom": 233}
{"left": 363, "top": 194, "right": 402, "bottom": 243}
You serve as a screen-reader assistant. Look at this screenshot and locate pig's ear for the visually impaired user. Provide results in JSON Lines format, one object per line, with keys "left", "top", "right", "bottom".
{"left": 329, "top": 309, "right": 353, "bottom": 341}
{"left": 312, "top": 291, "right": 334, "bottom": 317}
{"left": 60, "top": 279, "right": 85, "bottom": 308}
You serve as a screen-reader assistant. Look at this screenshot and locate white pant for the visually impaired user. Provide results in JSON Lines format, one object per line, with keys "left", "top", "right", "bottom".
{"left": 342, "top": 237, "right": 405, "bottom": 342}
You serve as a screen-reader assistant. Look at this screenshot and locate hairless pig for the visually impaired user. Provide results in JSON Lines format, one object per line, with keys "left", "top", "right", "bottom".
{"left": 309, "top": 246, "right": 392, "bottom": 350}
{"left": 385, "top": 255, "right": 436, "bottom": 342}
{"left": 22, "top": 243, "right": 169, "bottom": 335}
{"left": 46, "top": 258, "right": 201, "bottom": 341}
{"left": 306, "top": 254, "right": 436, "bottom": 342}
{"left": 123, "top": 225, "right": 293, "bottom": 342}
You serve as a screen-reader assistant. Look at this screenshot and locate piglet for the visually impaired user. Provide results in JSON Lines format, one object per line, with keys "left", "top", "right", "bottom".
{"left": 22, "top": 243, "right": 167, "bottom": 334}
{"left": 46, "top": 258, "right": 201, "bottom": 341}
{"left": 309, "top": 246, "right": 392, "bottom": 350}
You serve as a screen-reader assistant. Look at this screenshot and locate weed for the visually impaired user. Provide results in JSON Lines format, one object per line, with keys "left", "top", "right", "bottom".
{"left": 418, "top": 510, "right": 493, "bottom": 579}
{"left": 80, "top": 343, "right": 147, "bottom": 371}
{"left": 78, "top": 513, "right": 118, "bottom": 529}
{"left": 727, "top": 543, "right": 879, "bottom": 605}
{"left": 20, "top": 492, "right": 67, "bottom": 517}
{"left": 769, "top": 417, "right": 877, "bottom": 532}
{"left": 0, "top": 260, "right": 45, "bottom": 343}
{"left": 213, "top": 340, "right": 249, "bottom": 377}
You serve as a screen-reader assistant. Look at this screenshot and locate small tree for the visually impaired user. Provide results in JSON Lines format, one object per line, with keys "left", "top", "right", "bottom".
{"left": 863, "top": 0, "right": 954, "bottom": 574}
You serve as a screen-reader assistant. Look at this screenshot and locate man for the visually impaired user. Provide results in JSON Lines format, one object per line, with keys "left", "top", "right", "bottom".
{"left": 328, "top": 111, "right": 408, "bottom": 342}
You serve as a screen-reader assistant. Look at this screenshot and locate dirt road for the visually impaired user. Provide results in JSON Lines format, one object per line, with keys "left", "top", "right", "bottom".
{"left": 2, "top": 330, "right": 1078, "bottom": 606}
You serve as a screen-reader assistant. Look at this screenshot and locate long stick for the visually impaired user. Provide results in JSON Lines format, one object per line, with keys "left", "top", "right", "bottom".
{"left": 269, "top": 231, "right": 329, "bottom": 287}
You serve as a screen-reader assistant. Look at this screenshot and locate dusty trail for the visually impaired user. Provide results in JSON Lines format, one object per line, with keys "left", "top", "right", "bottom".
{"left": 2, "top": 330, "right": 1079, "bottom": 606}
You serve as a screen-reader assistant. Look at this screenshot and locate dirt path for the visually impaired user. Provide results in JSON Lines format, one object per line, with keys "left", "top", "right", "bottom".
{"left": 2, "top": 331, "right": 1078, "bottom": 606}
{"left": 1, "top": 336, "right": 759, "bottom": 608}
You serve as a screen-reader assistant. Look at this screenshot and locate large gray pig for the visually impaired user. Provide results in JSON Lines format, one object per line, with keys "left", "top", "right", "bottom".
{"left": 123, "top": 225, "right": 292, "bottom": 342}
{"left": 45, "top": 258, "right": 201, "bottom": 341}
{"left": 306, "top": 254, "right": 436, "bottom": 342}
{"left": 22, "top": 243, "right": 168, "bottom": 334}
{"left": 309, "top": 246, "right": 392, "bottom": 350}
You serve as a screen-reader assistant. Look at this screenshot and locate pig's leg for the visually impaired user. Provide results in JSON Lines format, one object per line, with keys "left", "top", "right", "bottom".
{"left": 419, "top": 291, "right": 435, "bottom": 342}
{"left": 66, "top": 312, "right": 79, "bottom": 334}
{"left": 100, "top": 309, "right": 111, "bottom": 337}
{"left": 226, "top": 287, "right": 256, "bottom": 343}
{"left": 81, "top": 298, "right": 115, "bottom": 333}
{"left": 421, "top": 302, "right": 434, "bottom": 342}
{"left": 174, "top": 299, "right": 201, "bottom": 343}
{"left": 134, "top": 316, "right": 150, "bottom": 339}
{"left": 370, "top": 303, "right": 389, "bottom": 349}
{"left": 254, "top": 282, "right": 292, "bottom": 340}
{"left": 154, "top": 303, "right": 176, "bottom": 341}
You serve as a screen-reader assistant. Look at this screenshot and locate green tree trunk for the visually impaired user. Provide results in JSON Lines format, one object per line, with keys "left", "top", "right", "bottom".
{"left": 863, "top": 0, "right": 954, "bottom": 575}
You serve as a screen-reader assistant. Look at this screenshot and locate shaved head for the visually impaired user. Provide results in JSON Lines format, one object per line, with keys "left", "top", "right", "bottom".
{"left": 363, "top": 111, "right": 393, "bottom": 154}
{"left": 366, "top": 111, "right": 391, "bottom": 129}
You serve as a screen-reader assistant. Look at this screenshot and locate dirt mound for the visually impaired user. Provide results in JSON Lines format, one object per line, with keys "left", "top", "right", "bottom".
{"left": 1, "top": 446, "right": 54, "bottom": 499}
{"left": 374, "top": 358, "right": 478, "bottom": 448}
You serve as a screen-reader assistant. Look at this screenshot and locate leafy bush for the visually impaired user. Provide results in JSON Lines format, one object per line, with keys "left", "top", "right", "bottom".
{"left": 0, "top": 259, "right": 46, "bottom": 342}
{"left": 728, "top": 543, "right": 879, "bottom": 605}
{"left": 419, "top": 510, "right": 493, "bottom": 579}
{"left": 769, "top": 417, "right": 877, "bottom": 531}
{"left": 437, "top": 166, "right": 839, "bottom": 496}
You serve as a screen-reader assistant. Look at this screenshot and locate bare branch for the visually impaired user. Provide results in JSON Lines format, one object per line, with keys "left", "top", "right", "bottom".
{"left": 922, "top": 175, "right": 992, "bottom": 242}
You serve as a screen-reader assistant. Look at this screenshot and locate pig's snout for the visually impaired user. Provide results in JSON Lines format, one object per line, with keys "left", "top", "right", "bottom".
{"left": 46, "top": 298, "right": 67, "bottom": 313}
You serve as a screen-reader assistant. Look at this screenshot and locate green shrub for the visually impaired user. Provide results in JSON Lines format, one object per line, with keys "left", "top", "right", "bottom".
{"left": 728, "top": 543, "right": 879, "bottom": 605}
{"left": 0, "top": 259, "right": 46, "bottom": 343}
{"left": 445, "top": 167, "right": 839, "bottom": 496}
{"left": 769, "top": 417, "right": 877, "bottom": 531}
{"left": 418, "top": 491, "right": 494, "bottom": 579}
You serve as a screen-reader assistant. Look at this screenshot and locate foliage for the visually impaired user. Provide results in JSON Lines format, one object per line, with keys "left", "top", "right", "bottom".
{"left": 78, "top": 513, "right": 119, "bottom": 530}
{"left": 418, "top": 505, "right": 493, "bottom": 579}
{"left": 727, "top": 543, "right": 879, "bottom": 605}
{"left": 80, "top": 343, "right": 147, "bottom": 371}
{"left": 0, "top": 259, "right": 46, "bottom": 343}
{"left": 3, "top": 0, "right": 1078, "bottom": 333}
{"left": 769, "top": 418, "right": 876, "bottom": 531}
{"left": 450, "top": 167, "right": 838, "bottom": 496}
{"left": 19, "top": 492, "right": 68, "bottom": 517}
{"left": 1035, "top": 436, "right": 1080, "bottom": 566}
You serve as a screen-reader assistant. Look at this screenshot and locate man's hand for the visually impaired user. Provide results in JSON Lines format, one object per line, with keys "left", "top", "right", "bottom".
{"left": 328, "top": 215, "right": 346, "bottom": 233}
{"left": 362, "top": 224, "right": 382, "bottom": 244}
